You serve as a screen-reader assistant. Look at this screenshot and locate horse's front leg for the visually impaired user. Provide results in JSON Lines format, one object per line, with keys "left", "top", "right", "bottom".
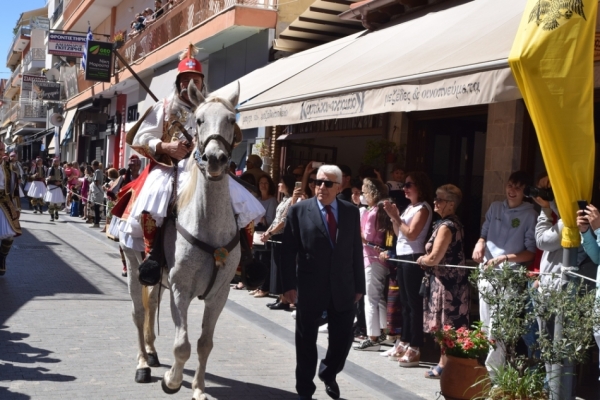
{"left": 162, "top": 288, "right": 192, "bottom": 394}
{"left": 192, "top": 284, "right": 230, "bottom": 400}
{"left": 144, "top": 280, "right": 164, "bottom": 367}
{"left": 123, "top": 247, "right": 152, "bottom": 383}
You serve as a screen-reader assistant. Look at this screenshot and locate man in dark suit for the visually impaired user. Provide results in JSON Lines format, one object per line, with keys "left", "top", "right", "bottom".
{"left": 281, "top": 165, "right": 365, "bottom": 400}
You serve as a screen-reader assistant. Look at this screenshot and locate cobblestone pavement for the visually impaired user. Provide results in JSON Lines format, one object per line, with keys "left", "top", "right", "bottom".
{"left": 2, "top": 208, "right": 597, "bottom": 400}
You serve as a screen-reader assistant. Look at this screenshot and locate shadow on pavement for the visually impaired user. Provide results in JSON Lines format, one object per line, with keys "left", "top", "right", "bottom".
{"left": 0, "top": 326, "right": 76, "bottom": 397}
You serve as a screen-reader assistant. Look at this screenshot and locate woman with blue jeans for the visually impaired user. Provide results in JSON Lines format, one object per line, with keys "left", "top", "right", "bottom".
{"left": 383, "top": 171, "right": 433, "bottom": 367}
{"left": 576, "top": 203, "right": 600, "bottom": 373}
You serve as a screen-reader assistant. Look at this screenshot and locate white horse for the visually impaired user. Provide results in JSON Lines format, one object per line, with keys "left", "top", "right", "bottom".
{"left": 160, "top": 82, "right": 242, "bottom": 400}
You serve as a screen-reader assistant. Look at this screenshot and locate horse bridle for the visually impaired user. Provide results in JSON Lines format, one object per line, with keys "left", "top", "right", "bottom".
{"left": 191, "top": 100, "right": 241, "bottom": 181}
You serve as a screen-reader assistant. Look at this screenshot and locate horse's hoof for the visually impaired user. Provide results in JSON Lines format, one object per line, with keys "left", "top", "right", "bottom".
{"left": 134, "top": 367, "right": 151, "bottom": 383}
{"left": 147, "top": 352, "right": 160, "bottom": 367}
{"left": 161, "top": 377, "right": 182, "bottom": 394}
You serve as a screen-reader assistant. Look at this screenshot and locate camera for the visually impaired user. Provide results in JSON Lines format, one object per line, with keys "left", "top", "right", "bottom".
{"left": 524, "top": 186, "right": 554, "bottom": 201}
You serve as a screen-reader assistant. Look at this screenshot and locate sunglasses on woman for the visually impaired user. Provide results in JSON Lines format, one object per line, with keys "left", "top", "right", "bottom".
{"left": 313, "top": 179, "right": 338, "bottom": 188}
{"left": 403, "top": 182, "right": 415, "bottom": 189}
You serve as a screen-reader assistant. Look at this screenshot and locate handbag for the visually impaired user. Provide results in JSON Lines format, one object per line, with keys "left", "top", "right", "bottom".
{"left": 419, "top": 273, "right": 430, "bottom": 297}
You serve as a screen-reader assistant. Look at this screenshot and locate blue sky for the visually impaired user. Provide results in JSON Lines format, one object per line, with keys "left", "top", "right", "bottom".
{"left": 0, "top": 1, "right": 48, "bottom": 80}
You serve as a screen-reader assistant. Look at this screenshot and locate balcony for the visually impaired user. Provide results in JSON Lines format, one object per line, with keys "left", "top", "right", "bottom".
{"left": 6, "top": 26, "right": 31, "bottom": 68}
{"left": 17, "top": 100, "right": 46, "bottom": 121}
{"left": 51, "top": 0, "right": 64, "bottom": 27}
{"left": 22, "top": 48, "right": 46, "bottom": 74}
{"left": 118, "top": 0, "right": 277, "bottom": 66}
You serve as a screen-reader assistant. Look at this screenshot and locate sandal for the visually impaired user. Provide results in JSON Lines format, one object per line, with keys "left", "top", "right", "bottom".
{"left": 254, "top": 290, "right": 269, "bottom": 298}
{"left": 231, "top": 283, "right": 245, "bottom": 290}
{"left": 424, "top": 365, "right": 443, "bottom": 379}
{"left": 388, "top": 342, "right": 409, "bottom": 361}
{"left": 398, "top": 347, "right": 420, "bottom": 368}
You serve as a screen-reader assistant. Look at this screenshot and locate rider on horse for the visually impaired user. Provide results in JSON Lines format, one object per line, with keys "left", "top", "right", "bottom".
{"left": 114, "top": 44, "right": 263, "bottom": 285}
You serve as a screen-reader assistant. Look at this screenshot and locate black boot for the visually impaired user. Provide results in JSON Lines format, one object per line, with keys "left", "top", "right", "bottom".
{"left": 0, "top": 238, "right": 13, "bottom": 276}
{"left": 54, "top": 210, "right": 59, "bottom": 220}
{"left": 138, "top": 212, "right": 164, "bottom": 287}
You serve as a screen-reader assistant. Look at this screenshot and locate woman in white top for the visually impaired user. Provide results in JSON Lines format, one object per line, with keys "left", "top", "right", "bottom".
{"left": 383, "top": 171, "right": 433, "bottom": 367}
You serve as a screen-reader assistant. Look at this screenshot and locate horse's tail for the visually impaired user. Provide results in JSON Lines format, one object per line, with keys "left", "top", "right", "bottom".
{"left": 142, "top": 285, "right": 152, "bottom": 340}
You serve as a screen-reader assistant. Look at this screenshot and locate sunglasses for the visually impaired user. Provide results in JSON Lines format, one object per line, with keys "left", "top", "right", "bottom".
{"left": 314, "top": 179, "right": 338, "bottom": 188}
{"left": 403, "top": 182, "right": 415, "bottom": 189}
{"left": 433, "top": 197, "right": 449, "bottom": 203}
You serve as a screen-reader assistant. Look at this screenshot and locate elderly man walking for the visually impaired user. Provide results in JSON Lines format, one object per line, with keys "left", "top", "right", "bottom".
{"left": 281, "top": 164, "right": 365, "bottom": 400}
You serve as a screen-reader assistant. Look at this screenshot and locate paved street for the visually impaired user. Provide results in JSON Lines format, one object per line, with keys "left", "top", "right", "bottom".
{"left": 2, "top": 208, "right": 599, "bottom": 400}
{"left": 0, "top": 208, "right": 439, "bottom": 400}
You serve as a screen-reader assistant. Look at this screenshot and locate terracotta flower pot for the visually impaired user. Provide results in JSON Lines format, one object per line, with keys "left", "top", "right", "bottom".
{"left": 440, "top": 355, "right": 488, "bottom": 400}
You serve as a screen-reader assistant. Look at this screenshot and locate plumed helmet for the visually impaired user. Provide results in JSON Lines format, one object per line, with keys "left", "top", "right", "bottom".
{"left": 177, "top": 43, "right": 203, "bottom": 78}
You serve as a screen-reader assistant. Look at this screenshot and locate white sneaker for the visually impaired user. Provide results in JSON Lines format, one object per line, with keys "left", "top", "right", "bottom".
{"left": 318, "top": 323, "right": 328, "bottom": 333}
{"left": 291, "top": 310, "right": 296, "bottom": 319}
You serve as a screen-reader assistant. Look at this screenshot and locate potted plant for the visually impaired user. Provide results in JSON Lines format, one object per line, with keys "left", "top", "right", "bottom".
{"left": 433, "top": 321, "right": 494, "bottom": 400}
{"left": 254, "top": 139, "right": 271, "bottom": 170}
{"left": 112, "top": 31, "right": 125, "bottom": 49}
{"left": 471, "top": 264, "right": 600, "bottom": 400}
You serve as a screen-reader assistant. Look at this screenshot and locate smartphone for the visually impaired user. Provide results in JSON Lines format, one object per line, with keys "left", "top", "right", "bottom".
{"left": 577, "top": 200, "right": 588, "bottom": 211}
{"left": 312, "top": 161, "right": 324, "bottom": 169}
{"left": 295, "top": 181, "right": 302, "bottom": 188}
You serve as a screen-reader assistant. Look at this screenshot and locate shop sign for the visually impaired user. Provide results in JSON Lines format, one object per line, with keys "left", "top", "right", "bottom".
{"left": 61, "top": 65, "right": 79, "bottom": 99}
{"left": 31, "top": 81, "right": 61, "bottom": 102}
{"left": 239, "top": 69, "right": 521, "bottom": 129}
{"left": 84, "top": 41, "right": 113, "bottom": 83}
{"left": 22, "top": 74, "right": 47, "bottom": 92}
{"left": 48, "top": 33, "right": 87, "bottom": 57}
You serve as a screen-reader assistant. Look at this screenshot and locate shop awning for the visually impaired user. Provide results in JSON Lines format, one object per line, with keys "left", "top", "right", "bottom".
{"left": 216, "top": 32, "right": 362, "bottom": 107}
{"left": 237, "top": 0, "right": 525, "bottom": 129}
{"left": 59, "top": 108, "right": 77, "bottom": 145}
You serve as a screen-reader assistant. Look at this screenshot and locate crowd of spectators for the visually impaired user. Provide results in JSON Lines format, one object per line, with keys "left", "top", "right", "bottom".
{"left": 128, "top": 0, "right": 180, "bottom": 38}
{"left": 231, "top": 157, "right": 600, "bottom": 384}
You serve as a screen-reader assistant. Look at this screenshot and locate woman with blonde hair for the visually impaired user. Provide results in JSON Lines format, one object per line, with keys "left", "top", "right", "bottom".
{"left": 416, "top": 184, "right": 469, "bottom": 378}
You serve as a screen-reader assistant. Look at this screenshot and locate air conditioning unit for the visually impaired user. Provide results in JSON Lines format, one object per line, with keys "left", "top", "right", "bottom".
{"left": 81, "top": 122, "right": 100, "bottom": 136}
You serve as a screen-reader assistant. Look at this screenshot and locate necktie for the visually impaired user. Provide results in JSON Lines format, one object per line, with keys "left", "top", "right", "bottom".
{"left": 324, "top": 205, "right": 337, "bottom": 244}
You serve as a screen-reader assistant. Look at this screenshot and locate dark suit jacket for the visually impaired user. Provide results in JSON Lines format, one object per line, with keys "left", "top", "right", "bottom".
{"left": 281, "top": 197, "right": 365, "bottom": 313}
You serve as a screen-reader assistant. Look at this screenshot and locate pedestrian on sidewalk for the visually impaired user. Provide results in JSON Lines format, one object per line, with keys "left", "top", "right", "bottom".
{"left": 281, "top": 165, "right": 365, "bottom": 400}
{"left": 0, "top": 142, "right": 22, "bottom": 275}
{"left": 88, "top": 160, "right": 104, "bottom": 228}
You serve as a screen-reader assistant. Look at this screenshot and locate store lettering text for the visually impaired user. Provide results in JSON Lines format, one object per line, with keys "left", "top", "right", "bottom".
{"left": 300, "top": 92, "right": 364, "bottom": 120}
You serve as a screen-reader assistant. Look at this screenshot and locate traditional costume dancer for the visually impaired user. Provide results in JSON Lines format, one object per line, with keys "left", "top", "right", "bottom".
{"left": 27, "top": 157, "right": 47, "bottom": 214}
{"left": 44, "top": 157, "right": 66, "bottom": 221}
{"left": 0, "top": 142, "right": 22, "bottom": 275}
{"left": 114, "top": 44, "right": 264, "bottom": 285}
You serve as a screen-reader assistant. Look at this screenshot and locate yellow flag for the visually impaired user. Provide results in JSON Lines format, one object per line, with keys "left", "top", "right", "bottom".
{"left": 509, "top": 0, "right": 597, "bottom": 248}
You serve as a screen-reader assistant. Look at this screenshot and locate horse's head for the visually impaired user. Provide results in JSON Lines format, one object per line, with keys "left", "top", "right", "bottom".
{"left": 187, "top": 81, "right": 241, "bottom": 180}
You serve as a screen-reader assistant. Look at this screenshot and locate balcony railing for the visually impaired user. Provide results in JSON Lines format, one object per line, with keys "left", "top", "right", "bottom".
{"left": 51, "top": 0, "right": 64, "bottom": 26}
{"left": 118, "top": 0, "right": 276, "bottom": 65}
{"left": 23, "top": 48, "right": 46, "bottom": 68}
{"left": 6, "top": 26, "right": 31, "bottom": 64}
{"left": 17, "top": 100, "right": 46, "bottom": 120}
{"left": 10, "top": 64, "right": 22, "bottom": 86}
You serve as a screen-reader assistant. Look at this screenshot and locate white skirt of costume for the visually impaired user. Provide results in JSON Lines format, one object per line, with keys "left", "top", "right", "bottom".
{"left": 0, "top": 209, "right": 16, "bottom": 240}
{"left": 27, "top": 181, "right": 46, "bottom": 198}
{"left": 44, "top": 185, "right": 66, "bottom": 204}
{"left": 18, "top": 185, "right": 24, "bottom": 198}
{"left": 119, "top": 161, "right": 265, "bottom": 250}
{"left": 108, "top": 217, "right": 121, "bottom": 239}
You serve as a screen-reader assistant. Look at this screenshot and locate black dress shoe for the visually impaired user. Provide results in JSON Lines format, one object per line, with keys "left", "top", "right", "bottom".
{"left": 324, "top": 379, "right": 340, "bottom": 399}
{"left": 298, "top": 396, "right": 313, "bottom": 400}
{"left": 268, "top": 301, "right": 290, "bottom": 310}
{"left": 266, "top": 301, "right": 278, "bottom": 308}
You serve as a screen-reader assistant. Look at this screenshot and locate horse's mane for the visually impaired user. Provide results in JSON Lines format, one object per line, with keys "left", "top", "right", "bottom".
{"left": 177, "top": 95, "right": 235, "bottom": 211}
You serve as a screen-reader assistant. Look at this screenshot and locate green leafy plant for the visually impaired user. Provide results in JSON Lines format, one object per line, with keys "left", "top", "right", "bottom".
{"left": 362, "top": 139, "right": 398, "bottom": 170}
{"left": 113, "top": 31, "right": 125, "bottom": 42}
{"left": 481, "top": 363, "right": 548, "bottom": 400}
{"left": 254, "top": 140, "right": 270, "bottom": 158}
{"left": 470, "top": 264, "right": 600, "bottom": 399}
{"left": 432, "top": 321, "right": 495, "bottom": 360}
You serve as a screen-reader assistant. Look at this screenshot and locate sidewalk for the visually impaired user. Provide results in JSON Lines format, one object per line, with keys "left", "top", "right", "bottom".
{"left": 0, "top": 209, "right": 434, "bottom": 400}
